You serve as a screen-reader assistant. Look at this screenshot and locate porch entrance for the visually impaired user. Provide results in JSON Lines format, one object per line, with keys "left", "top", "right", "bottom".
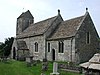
{"left": 13, "top": 47, "right": 16, "bottom": 59}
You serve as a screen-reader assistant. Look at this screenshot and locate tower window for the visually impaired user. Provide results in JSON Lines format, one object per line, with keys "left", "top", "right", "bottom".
{"left": 48, "top": 43, "right": 50, "bottom": 52}
{"left": 86, "top": 32, "right": 90, "bottom": 44}
{"left": 58, "top": 41, "right": 64, "bottom": 53}
{"left": 35, "top": 42, "right": 38, "bottom": 52}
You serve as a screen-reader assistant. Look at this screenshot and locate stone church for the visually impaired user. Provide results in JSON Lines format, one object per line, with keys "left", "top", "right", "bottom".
{"left": 11, "top": 8, "right": 99, "bottom": 63}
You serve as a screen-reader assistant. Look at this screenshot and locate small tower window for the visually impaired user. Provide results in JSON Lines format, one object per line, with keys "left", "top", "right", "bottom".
{"left": 48, "top": 43, "right": 50, "bottom": 52}
{"left": 58, "top": 41, "right": 64, "bottom": 53}
{"left": 35, "top": 42, "right": 38, "bottom": 52}
{"left": 86, "top": 32, "right": 90, "bottom": 44}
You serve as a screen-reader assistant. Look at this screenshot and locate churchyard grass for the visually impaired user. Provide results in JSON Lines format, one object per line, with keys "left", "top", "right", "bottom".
{"left": 0, "top": 60, "right": 81, "bottom": 75}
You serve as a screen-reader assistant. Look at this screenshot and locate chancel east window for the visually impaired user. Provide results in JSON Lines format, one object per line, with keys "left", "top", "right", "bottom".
{"left": 35, "top": 42, "right": 38, "bottom": 52}
{"left": 58, "top": 41, "right": 64, "bottom": 53}
{"left": 48, "top": 43, "right": 50, "bottom": 52}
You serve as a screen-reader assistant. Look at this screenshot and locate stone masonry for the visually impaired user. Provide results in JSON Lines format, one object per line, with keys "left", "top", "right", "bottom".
{"left": 11, "top": 9, "right": 99, "bottom": 64}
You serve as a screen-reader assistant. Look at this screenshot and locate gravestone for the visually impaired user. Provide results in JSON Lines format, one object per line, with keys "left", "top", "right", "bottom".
{"left": 42, "top": 58, "right": 48, "bottom": 71}
{"left": 26, "top": 56, "right": 33, "bottom": 67}
{"left": 50, "top": 62, "right": 59, "bottom": 75}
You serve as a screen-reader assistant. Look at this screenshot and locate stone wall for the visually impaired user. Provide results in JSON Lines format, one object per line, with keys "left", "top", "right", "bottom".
{"left": 16, "top": 11, "right": 34, "bottom": 35}
{"left": 16, "top": 18, "right": 23, "bottom": 35}
{"left": 16, "top": 35, "right": 45, "bottom": 61}
{"left": 75, "top": 13, "right": 99, "bottom": 63}
{"left": 47, "top": 38, "right": 76, "bottom": 62}
{"left": 47, "top": 41, "right": 57, "bottom": 61}
{"left": 11, "top": 38, "right": 17, "bottom": 59}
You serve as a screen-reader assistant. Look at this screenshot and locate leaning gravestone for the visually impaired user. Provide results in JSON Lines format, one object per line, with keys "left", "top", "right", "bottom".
{"left": 50, "top": 62, "right": 59, "bottom": 75}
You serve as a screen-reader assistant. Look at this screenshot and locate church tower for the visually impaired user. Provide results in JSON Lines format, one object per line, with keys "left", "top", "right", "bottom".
{"left": 16, "top": 10, "right": 34, "bottom": 35}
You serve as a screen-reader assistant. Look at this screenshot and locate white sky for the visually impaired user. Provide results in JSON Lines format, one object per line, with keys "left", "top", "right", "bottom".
{"left": 0, "top": 0, "right": 100, "bottom": 42}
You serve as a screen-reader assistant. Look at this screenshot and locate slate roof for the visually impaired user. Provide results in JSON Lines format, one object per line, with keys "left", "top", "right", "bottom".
{"left": 48, "top": 15, "right": 84, "bottom": 40}
{"left": 16, "top": 10, "right": 87, "bottom": 39}
{"left": 17, "top": 41, "right": 28, "bottom": 50}
{"left": 17, "top": 16, "right": 57, "bottom": 38}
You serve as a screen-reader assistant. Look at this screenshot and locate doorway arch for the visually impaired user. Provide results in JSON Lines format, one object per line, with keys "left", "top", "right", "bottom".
{"left": 13, "top": 47, "right": 16, "bottom": 59}
{"left": 52, "top": 49, "right": 55, "bottom": 61}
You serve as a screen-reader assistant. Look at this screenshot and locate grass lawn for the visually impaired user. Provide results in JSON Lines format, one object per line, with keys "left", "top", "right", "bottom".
{"left": 0, "top": 60, "right": 81, "bottom": 75}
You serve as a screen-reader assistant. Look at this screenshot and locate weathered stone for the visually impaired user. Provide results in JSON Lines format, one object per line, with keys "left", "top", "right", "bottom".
{"left": 50, "top": 62, "right": 59, "bottom": 75}
{"left": 11, "top": 10, "right": 99, "bottom": 64}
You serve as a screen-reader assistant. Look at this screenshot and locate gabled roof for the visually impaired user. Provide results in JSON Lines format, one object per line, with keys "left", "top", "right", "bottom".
{"left": 17, "top": 10, "right": 34, "bottom": 19}
{"left": 17, "top": 10, "right": 92, "bottom": 39}
{"left": 17, "top": 16, "right": 57, "bottom": 38}
{"left": 48, "top": 15, "right": 84, "bottom": 40}
{"left": 17, "top": 41, "right": 28, "bottom": 50}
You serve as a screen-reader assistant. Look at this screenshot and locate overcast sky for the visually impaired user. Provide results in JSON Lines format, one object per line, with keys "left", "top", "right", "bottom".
{"left": 0, "top": 0, "right": 100, "bottom": 42}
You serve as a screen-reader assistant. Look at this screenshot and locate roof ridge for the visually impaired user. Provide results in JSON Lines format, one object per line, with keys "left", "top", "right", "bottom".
{"left": 23, "top": 15, "right": 57, "bottom": 31}
{"left": 64, "top": 15, "right": 84, "bottom": 22}
{"left": 34, "top": 16, "right": 57, "bottom": 25}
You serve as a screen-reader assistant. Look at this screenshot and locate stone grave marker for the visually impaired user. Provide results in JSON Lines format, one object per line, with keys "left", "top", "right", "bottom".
{"left": 50, "top": 62, "right": 59, "bottom": 75}
{"left": 26, "top": 56, "right": 33, "bottom": 67}
{"left": 42, "top": 58, "right": 48, "bottom": 71}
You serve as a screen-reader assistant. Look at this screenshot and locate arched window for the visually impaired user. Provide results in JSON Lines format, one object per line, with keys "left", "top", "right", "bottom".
{"left": 35, "top": 42, "right": 38, "bottom": 52}
{"left": 58, "top": 41, "right": 64, "bottom": 53}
